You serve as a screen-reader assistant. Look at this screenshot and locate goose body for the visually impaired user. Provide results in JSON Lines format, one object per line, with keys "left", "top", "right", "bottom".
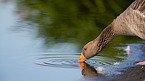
{"left": 113, "top": 1, "right": 145, "bottom": 39}
{"left": 79, "top": 0, "right": 145, "bottom": 65}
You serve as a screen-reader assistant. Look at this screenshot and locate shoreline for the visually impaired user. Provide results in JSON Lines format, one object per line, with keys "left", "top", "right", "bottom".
{"left": 112, "top": 66, "right": 145, "bottom": 81}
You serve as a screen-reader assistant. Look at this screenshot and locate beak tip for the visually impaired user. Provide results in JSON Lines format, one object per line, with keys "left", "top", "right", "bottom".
{"left": 78, "top": 53, "right": 87, "bottom": 62}
{"left": 78, "top": 58, "right": 87, "bottom": 63}
{"left": 78, "top": 59, "right": 84, "bottom": 63}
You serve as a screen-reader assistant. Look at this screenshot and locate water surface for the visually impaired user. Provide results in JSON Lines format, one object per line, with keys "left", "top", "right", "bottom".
{"left": 0, "top": 0, "right": 145, "bottom": 81}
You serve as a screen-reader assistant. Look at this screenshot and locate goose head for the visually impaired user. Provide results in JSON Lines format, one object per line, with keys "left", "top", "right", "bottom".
{"left": 78, "top": 24, "right": 116, "bottom": 62}
{"left": 78, "top": 38, "right": 102, "bottom": 62}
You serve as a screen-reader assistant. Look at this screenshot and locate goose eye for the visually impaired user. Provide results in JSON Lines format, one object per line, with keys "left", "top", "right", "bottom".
{"left": 84, "top": 48, "right": 87, "bottom": 51}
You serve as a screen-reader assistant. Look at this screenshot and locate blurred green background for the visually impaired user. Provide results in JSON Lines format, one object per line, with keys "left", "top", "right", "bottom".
{"left": 16, "top": 0, "right": 141, "bottom": 48}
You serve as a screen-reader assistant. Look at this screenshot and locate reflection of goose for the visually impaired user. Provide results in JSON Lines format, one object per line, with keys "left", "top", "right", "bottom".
{"left": 79, "top": 62, "right": 101, "bottom": 78}
{"left": 79, "top": 0, "right": 145, "bottom": 65}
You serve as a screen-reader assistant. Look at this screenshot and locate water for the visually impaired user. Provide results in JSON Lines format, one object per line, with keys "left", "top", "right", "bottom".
{"left": 0, "top": 0, "right": 145, "bottom": 81}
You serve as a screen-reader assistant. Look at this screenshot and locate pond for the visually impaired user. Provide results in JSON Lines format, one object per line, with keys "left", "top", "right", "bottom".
{"left": 0, "top": 0, "right": 145, "bottom": 81}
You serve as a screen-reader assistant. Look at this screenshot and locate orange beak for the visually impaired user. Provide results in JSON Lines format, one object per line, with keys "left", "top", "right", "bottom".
{"left": 78, "top": 53, "right": 87, "bottom": 62}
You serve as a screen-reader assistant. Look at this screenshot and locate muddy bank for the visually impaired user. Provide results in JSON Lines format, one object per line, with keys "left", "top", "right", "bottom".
{"left": 112, "top": 66, "right": 145, "bottom": 81}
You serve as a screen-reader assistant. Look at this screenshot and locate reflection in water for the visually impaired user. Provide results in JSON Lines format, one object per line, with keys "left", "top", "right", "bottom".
{"left": 79, "top": 62, "right": 113, "bottom": 81}
{"left": 125, "top": 45, "right": 130, "bottom": 54}
{"left": 79, "top": 62, "right": 101, "bottom": 78}
{"left": 80, "top": 62, "right": 101, "bottom": 80}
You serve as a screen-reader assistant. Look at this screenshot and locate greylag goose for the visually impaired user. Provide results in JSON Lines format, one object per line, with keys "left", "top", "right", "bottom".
{"left": 78, "top": 0, "right": 145, "bottom": 65}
